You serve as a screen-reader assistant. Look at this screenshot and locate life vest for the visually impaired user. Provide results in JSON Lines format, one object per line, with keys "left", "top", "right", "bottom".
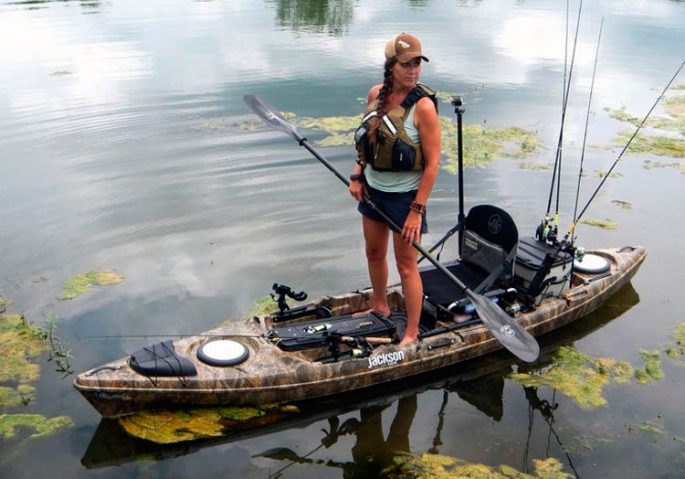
{"left": 355, "top": 83, "right": 438, "bottom": 172}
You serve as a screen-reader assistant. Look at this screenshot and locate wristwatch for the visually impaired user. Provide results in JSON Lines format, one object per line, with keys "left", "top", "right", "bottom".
{"left": 350, "top": 174, "right": 365, "bottom": 182}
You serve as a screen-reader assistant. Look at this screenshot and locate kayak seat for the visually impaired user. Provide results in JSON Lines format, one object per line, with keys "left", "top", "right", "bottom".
{"left": 420, "top": 260, "right": 487, "bottom": 305}
{"left": 129, "top": 340, "right": 198, "bottom": 378}
{"left": 421, "top": 204, "right": 518, "bottom": 309}
{"left": 271, "top": 311, "right": 402, "bottom": 352}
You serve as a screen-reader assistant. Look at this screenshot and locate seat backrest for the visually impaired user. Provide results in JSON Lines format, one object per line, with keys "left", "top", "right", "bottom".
{"left": 461, "top": 205, "right": 518, "bottom": 284}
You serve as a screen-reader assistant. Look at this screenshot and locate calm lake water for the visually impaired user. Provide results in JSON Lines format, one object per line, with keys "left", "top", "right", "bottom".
{"left": 1, "top": 0, "right": 684, "bottom": 478}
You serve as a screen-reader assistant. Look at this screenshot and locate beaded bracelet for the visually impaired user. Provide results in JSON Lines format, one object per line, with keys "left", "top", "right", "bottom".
{"left": 410, "top": 201, "right": 426, "bottom": 215}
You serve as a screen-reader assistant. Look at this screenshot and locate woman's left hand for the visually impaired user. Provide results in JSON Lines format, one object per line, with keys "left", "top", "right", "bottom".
{"left": 401, "top": 211, "right": 422, "bottom": 244}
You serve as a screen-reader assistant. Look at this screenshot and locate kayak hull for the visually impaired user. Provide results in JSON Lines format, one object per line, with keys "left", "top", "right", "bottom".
{"left": 74, "top": 246, "right": 646, "bottom": 418}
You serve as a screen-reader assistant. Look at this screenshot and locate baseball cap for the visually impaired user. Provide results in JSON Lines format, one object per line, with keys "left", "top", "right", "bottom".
{"left": 384, "top": 33, "right": 430, "bottom": 63}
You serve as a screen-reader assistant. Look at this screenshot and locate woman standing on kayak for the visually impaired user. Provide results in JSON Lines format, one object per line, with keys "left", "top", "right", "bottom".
{"left": 349, "top": 33, "right": 441, "bottom": 346}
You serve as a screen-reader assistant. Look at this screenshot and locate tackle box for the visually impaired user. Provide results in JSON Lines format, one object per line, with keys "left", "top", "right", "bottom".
{"left": 514, "top": 236, "right": 573, "bottom": 299}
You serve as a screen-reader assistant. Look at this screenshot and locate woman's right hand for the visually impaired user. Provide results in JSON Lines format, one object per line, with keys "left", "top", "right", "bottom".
{"left": 349, "top": 179, "right": 365, "bottom": 202}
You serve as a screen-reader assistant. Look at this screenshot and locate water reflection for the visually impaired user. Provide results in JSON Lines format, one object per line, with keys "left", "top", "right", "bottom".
{"left": 522, "top": 387, "right": 580, "bottom": 478}
{"left": 268, "top": 0, "right": 354, "bottom": 36}
{"left": 6, "top": 0, "right": 101, "bottom": 11}
{"left": 257, "top": 395, "right": 417, "bottom": 478}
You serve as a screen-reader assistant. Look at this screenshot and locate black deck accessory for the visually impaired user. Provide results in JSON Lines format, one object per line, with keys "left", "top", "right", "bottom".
{"left": 197, "top": 339, "right": 249, "bottom": 367}
{"left": 272, "top": 283, "right": 307, "bottom": 312}
{"left": 269, "top": 283, "right": 332, "bottom": 323}
{"left": 271, "top": 311, "right": 400, "bottom": 352}
{"left": 514, "top": 236, "right": 574, "bottom": 301}
{"left": 129, "top": 340, "right": 197, "bottom": 377}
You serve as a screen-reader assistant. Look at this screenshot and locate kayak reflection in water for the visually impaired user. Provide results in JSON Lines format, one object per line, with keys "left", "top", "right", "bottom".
{"left": 349, "top": 32, "right": 441, "bottom": 346}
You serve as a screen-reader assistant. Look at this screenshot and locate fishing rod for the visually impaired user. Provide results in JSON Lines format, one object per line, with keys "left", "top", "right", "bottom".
{"left": 244, "top": 94, "right": 540, "bottom": 363}
{"left": 565, "top": 56, "right": 685, "bottom": 240}
{"left": 77, "top": 333, "right": 267, "bottom": 340}
{"left": 78, "top": 332, "right": 393, "bottom": 345}
{"left": 538, "top": 0, "right": 583, "bottom": 242}
{"left": 571, "top": 18, "right": 603, "bottom": 242}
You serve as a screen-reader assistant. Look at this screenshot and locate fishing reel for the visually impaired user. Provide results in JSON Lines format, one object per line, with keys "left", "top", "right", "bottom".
{"left": 271, "top": 283, "right": 307, "bottom": 312}
{"left": 268, "top": 283, "right": 332, "bottom": 323}
{"left": 535, "top": 216, "right": 559, "bottom": 245}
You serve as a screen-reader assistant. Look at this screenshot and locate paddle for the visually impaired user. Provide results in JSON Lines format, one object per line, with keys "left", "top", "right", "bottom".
{"left": 244, "top": 95, "right": 540, "bottom": 363}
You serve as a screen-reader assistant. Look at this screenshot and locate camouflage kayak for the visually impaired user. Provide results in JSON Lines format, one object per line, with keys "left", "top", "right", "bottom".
{"left": 74, "top": 243, "right": 646, "bottom": 418}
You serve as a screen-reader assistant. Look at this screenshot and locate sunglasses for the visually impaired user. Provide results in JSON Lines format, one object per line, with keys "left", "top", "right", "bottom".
{"left": 398, "top": 58, "right": 422, "bottom": 69}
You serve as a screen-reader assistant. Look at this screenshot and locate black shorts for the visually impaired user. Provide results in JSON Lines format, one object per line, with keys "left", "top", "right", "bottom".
{"left": 357, "top": 186, "right": 428, "bottom": 234}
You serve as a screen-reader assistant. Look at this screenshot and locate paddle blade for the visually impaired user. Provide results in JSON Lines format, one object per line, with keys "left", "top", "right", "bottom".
{"left": 244, "top": 95, "right": 303, "bottom": 142}
{"left": 467, "top": 291, "right": 540, "bottom": 363}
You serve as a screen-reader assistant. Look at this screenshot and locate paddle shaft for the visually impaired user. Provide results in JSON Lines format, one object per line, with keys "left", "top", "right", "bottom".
{"left": 80, "top": 331, "right": 391, "bottom": 345}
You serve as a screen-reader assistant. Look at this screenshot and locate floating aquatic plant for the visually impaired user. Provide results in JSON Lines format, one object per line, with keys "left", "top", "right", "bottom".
{"left": 384, "top": 453, "right": 572, "bottom": 479}
{"left": 664, "top": 95, "right": 685, "bottom": 121}
{"left": 296, "top": 115, "right": 359, "bottom": 135}
{"left": 665, "top": 323, "right": 685, "bottom": 361}
{"left": 293, "top": 115, "right": 362, "bottom": 148}
{"left": 318, "top": 131, "right": 355, "bottom": 147}
{"left": 519, "top": 161, "right": 553, "bottom": 171}
{"left": 606, "top": 106, "right": 640, "bottom": 126}
{"left": 0, "top": 297, "right": 11, "bottom": 312}
{"left": 580, "top": 219, "right": 618, "bottom": 230}
{"left": 0, "top": 314, "right": 47, "bottom": 383}
{"left": 570, "top": 433, "right": 614, "bottom": 453}
{"left": 510, "top": 347, "right": 633, "bottom": 409}
{"left": 634, "top": 349, "right": 664, "bottom": 384}
{"left": 614, "top": 131, "right": 685, "bottom": 158}
{"left": 259, "top": 111, "right": 540, "bottom": 172}
{"left": 611, "top": 200, "right": 632, "bottom": 210}
{"left": 595, "top": 170, "right": 623, "bottom": 179}
{"left": 0, "top": 414, "right": 73, "bottom": 441}
{"left": 642, "top": 159, "right": 684, "bottom": 173}
{"left": 0, "top": 386, "right": 35, "bottom": 409}
{"left": 606, "top": 92, "right": 685, "bottom": 136}
{"left": 197, "top": 118, "right": 228, "bottom": 131}
{"left": 441, "top": 118, "right": 540, "bottom": 172}
{"left": 0, "top": 312, "right": 74, "bottom": 444}
{"left": 118, "top": 404, "right": 299, "bottom": 444}
{"left": 605, "top": 90, "right": 685, "bottom": 158}
{"left": 57, "top": 269, "right": 124, "bottom": 301}
{"left": 249, "top": 294, "right": 279, "bottom": 317}
{"left": 434, "top": 90, "right": 454, "bottom": 104}
{"left": 628, "top": 420, "right": 664, "bottom": 435}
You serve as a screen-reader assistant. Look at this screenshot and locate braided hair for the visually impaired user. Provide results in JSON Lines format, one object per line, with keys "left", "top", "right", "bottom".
{"left": 367, "top": 58, "right": 396, "bottom": 145}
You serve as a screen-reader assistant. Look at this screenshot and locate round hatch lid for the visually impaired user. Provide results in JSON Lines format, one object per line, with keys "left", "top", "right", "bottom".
{"left": 197, "top": 339, "right": 249, "bottom": 366}
{"left": 573, "top": 253, "right": 610, "bottom": 274}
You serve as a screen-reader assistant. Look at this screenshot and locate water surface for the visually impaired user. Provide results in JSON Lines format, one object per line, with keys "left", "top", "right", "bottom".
{"left": 1, "top": 1, "right": 684, "bottom": 478}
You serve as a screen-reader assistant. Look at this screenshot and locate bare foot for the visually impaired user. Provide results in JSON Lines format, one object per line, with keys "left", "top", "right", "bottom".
{"left": 352, "top": 307, "right": 391, "bottom": 318}
{"left": 453, "top": 313, "right": 472, "bottom": 323}
{"left": 398, "top": 335, "right": 418, "bottom": 347}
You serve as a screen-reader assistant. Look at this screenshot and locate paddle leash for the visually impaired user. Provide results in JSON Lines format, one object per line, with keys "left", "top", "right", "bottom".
{"left": 244, "top": 95, "right": 540, "bottom": 363}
